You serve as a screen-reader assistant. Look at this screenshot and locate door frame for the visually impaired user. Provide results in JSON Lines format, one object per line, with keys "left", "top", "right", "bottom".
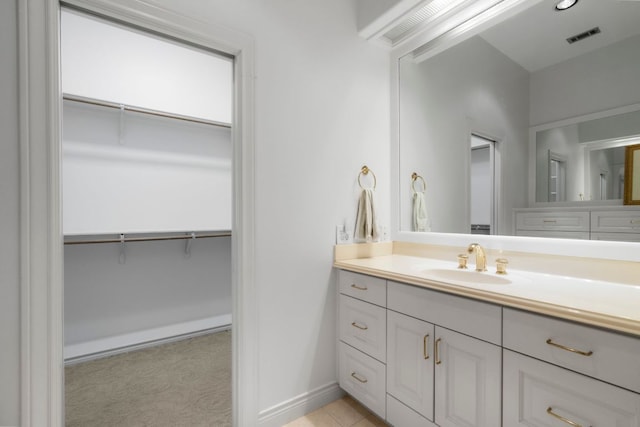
{"left": 18, "top": 0, "right": 257, "bottom": 425}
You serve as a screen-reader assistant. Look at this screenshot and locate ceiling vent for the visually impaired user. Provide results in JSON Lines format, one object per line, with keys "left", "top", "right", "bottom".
{"left": 566, "top": 26, "right": 601, "bottom": 44}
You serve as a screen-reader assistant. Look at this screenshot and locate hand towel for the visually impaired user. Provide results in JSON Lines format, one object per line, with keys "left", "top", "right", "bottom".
{"left": 354, "top": 189, "right": 379, "bottom": 242}
{"left": 413, "top": 191, "right": 430, "bottom": 232}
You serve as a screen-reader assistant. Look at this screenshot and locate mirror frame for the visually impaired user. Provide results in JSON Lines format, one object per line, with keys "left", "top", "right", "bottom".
{"left": 390, "top": 0, "right": 640, "bottom": 262}
{"left": 625, "top": 144, "right": 640, "bottom": 205}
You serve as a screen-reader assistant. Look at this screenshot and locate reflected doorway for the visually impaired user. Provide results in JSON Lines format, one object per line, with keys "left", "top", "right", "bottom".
{"left": 470, "top": 134, "right": 497, "bottom": 235}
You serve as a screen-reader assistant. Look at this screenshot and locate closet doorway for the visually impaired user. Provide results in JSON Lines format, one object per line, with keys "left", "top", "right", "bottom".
{"left": 61, "top": 8, "right": 234, "bottom": 425}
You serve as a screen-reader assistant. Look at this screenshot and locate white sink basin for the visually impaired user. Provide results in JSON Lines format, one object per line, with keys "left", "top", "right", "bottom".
{"left": 423, "top": 268, "right": 512, "bottom": 285}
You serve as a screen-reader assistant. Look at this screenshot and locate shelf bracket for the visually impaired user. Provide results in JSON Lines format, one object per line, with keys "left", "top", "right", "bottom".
{"left": 184, "top": 232, "right": 196, "bottom": 258}
{"left": 119, "top": 234, "right": 126, "bottom": 264}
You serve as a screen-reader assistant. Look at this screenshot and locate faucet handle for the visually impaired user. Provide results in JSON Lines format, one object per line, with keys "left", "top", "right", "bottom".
{"left": 457, "top": 254, "right": 469, "bottom": 269}
{"left": 495, "top": 258, "right": 509, "bottom": 275}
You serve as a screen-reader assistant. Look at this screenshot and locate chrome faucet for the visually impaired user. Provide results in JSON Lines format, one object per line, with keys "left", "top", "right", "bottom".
{"left": 467, "top": 243, "right": 487, "bottom": 272}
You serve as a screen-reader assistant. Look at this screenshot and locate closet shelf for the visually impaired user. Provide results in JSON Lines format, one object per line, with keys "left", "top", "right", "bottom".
{"left": 64, "top": 231, "right": 231, "bottom": 245}
{"left": 63, "top": 93, "right": 232, "bottom": 129}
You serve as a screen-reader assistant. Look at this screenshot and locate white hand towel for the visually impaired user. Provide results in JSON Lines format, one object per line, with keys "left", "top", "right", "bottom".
{"left": 354, "top": 189, "right": 379, "bottom": 242}
{"left": 413, "top": 191, "right": 430, "bottom": 232}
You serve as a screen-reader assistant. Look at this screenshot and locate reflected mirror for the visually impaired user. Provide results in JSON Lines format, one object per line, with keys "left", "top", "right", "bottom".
{"left": 398, "top": 0, "right": 640, "bottom": 240}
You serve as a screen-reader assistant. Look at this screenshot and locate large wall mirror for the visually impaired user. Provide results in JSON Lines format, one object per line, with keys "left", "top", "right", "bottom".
{"left": 395, "top": 0, "right": 640, "bottom": 244}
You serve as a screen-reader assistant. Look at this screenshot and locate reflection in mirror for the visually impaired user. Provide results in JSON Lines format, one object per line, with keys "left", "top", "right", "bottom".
{"left": 535, "top": 109, "right": 640, "bottom": 202}
{"left": 398, "top": 0, "right": 640, "bottom": 241}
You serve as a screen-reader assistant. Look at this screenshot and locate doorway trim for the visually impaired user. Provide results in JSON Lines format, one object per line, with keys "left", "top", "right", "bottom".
{"left": 18, "top": 0, "right": 257, "bottom": 425}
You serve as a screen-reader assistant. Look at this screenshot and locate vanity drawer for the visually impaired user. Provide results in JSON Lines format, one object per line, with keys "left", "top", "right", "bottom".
{"left": 591, "top": 210, "right": 640, "bottom": 233}
{"left": 339, "top": 342, "right": 386, "bottom": 420}
{"left": 590, "top": 232, "right": 640, "bottom": 242}
{"left": 339, "top": 270, "right": 386, "bottom": 307}
{"left": 503, "top": 308, "right": 640, "bottom": 393}
{"left": 387, "top": 281, "right": 501, "bottom": 345}
{"left": 339, "top": 295, "right": 386, "bottom": 362}
{"left": 515, "top": 211, "right": 589, "bottom": 231}
{"left": 504, "top": 350, "right": 640, "bottom": 427}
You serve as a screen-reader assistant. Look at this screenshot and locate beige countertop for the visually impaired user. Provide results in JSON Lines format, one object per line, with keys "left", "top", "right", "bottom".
{"left": 334, "top": 242, "right": 640, "bottom": 337}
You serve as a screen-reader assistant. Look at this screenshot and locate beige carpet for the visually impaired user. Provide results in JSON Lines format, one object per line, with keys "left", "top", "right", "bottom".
{"left": 65, "top": 330, "right": 231, "bottom": 427}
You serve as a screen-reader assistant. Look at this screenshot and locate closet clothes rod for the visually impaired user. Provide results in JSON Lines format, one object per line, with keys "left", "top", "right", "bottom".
{"left": 62, "top": 93, "right": 232, "bottom": 129}
{"left": 64, "top": 232, "right": 231, "bottom": 245}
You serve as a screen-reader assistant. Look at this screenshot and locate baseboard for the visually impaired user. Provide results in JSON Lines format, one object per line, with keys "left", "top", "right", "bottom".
{"left": 64, "top": 314, "right": 232, "bottom": 364}
{"left": 258, "top": 382, "right": 344, "bottom": 427}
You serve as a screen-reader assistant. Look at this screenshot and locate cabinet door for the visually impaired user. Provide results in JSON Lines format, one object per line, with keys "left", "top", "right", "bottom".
{"left": 387, "top": 310, "right": 435, "bottom": 421}
{"left": 434, "top": 327, "right": 501, "bottom": 427}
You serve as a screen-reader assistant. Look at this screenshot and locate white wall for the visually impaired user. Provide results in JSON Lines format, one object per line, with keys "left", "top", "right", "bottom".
{"left": 64, "top": 236, "right": 231, "bottom": 357}
{"left": 63, "top": 101, "right": 232, "bottom": 234}
{"left": 145, "top": 0, "right": 390, "bottom": 420}
{"left": 530, "top": 34, "right": 640, "bottom": 126}
{"left": 399, "top": 36, "right": 529, "bottom": 235}
{"left": 355, "top": 0, "right": 402, "bottom": 32}
{"left": 0, "top": 0, "right": 20, "bottom": 424}
{"left": 61, "top": 9, "right": 232, "bottom": 123}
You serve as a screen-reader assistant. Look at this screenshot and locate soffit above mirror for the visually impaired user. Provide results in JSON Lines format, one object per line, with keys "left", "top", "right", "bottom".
{"left": 357, "top": 0, "right": 502, "bottom": 47}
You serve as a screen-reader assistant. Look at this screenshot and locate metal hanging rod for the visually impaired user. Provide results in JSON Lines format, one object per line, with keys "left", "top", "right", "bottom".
{"left": 63, "top": 93, "right": 232, "bottom": 129}
{"left": 64, "top": 231, "right": 231, "bottom": 245}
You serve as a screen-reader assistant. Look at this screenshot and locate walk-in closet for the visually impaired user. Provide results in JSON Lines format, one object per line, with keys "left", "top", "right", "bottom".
{"left": 61, "top": 8, "right": 233, "bottom": 425}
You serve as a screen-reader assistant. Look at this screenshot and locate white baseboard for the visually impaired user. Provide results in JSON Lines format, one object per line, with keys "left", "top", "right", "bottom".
{"left": 64, "top": 314, "right": 232, "bottom": 364}
{"left": 258, "top": 382, "right": 344, "bottom": 427}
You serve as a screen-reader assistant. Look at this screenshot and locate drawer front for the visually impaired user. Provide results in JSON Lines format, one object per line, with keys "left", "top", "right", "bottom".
{"left": 504, "top": 308, "right": 640, "bottom": 393}
{"left": 591, "top": 232, "right": 640, "bottom": 242}
{"left": 386, "top": 394, "right": 437, "bottom": 427}
{"left": 387, "top": 281, "right": 501, "bottom": 345}
{"left": 592, "top": 210, "right": 640, "bottom": 233}
{"left": 339, "top": 270, "right": 386, "bottom": 307}
{"left": 504, "top": 350, "right": 640, "bottom": 427}
{"left": 339, "top": 342, "right": 386, "bottom": 420}
{"left": 515, "top": 211, "right": 589, "bottom": 231}
{"left": 339, "top": 295, "right": 386, "bottom": 362}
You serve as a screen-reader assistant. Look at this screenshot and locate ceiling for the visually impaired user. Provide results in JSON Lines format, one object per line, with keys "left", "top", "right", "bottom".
{"left": 480, "top": 0, "right": 640, "bottom": 72}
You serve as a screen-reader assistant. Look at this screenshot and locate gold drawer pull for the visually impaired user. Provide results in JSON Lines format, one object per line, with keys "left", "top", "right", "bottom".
{"left": 350, "top": 372, "right": 368, "bottom": 383}
{"left": 350, "top": 283, "right": 368, "bottom": 291}
{"left": 435, "top": 338, "right": 442, "bottom": 365}
{"left": 631, "top": 220, "right": 640, "bottom": 225}
{"left": 423, "top": 334, "right": 430, "bottom": 360}
{"left": 351, "top": 321, "right": 368, "bottom": 330}
{"left": 543, "top": 219, "right": 558, "bottom": 223}
{"left": 546, "top": 407, "right": 587, "bottom": 427}
{"left": 546, "top": 339, "right": 593, "bottom": 356}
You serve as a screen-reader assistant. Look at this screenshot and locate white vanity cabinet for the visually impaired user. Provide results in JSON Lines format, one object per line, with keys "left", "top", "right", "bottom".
{"left": 337, "top": 271, "right": 387, "bottom": 419}
{"left": 386, "top": 310, "right": 435, "bottom": 424}
{"left": 337, "top": 268, "right": 640, "bottom": 427}
{"left": 503, "top": 308, "right": 640, "bottom": 426}
{"left": 385, "top": 280, "right": 502, "bottom": 427}
{"left": 433, "top": 327, "right": 501, "bottom": 427}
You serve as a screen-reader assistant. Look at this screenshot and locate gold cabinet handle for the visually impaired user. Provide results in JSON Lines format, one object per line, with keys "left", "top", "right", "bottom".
{"left": 546, "top": 407, "right": 586, "bottom": 427}
{"left": 350, "top": 283, "right": 368, "bottom": 291}
{"left": 350, "top": 372, "right": 368, "bottom": 384}
{"left": 630, "top": 219, "right": 640, "bottom": 225}
{"left": 543, "top": 219, "right": 557, "bottom": 223}
{"left": 351, "top": 321, "right": 368, "bottom": 330}
{"left": 435, "top": 338, "right": 442, "bottom": 365}
{"left": 546, "top": 339, "right": 593, "bottom": 356}
{"left": 423, "top": 334, "right": 430, "bottom": 360}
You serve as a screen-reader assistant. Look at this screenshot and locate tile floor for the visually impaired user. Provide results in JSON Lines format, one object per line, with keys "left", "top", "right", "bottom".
{"left": 283, "top": 395, "right": 388, "bottom": 427}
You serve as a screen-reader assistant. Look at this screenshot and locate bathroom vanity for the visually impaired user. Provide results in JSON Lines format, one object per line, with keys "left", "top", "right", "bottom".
{"left": 335, "top": 243, "right": 640, "bottom": 426}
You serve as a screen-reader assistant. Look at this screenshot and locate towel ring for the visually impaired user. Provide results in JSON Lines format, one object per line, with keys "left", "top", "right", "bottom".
{"left": 358, "top": 165, "right": 377, "bottom": 190}
{"left": 411, "top": 172, "right": 426, "bottom": 194}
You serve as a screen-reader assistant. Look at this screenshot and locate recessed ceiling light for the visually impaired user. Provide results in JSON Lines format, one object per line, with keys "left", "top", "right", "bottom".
{"left": 555, "top": 0, "right": 578, "bottom": 11}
